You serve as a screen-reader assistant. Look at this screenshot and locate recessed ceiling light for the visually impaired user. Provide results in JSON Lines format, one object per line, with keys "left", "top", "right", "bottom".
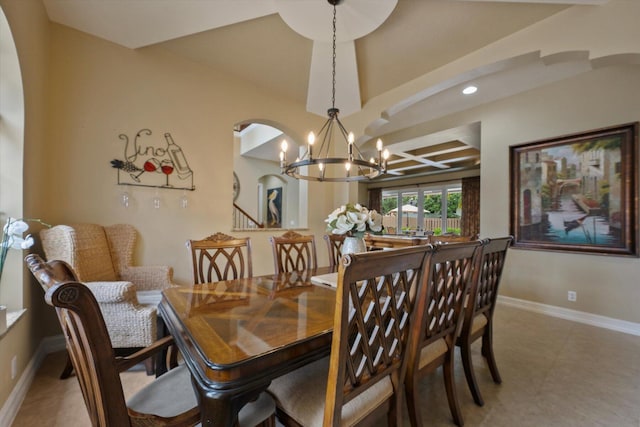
{"left": 462, "top": 86, "right": 477, "bottom": 95}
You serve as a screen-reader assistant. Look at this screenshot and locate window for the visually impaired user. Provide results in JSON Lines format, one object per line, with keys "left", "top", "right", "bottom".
{"left": 0, "top": 6, "right": 26, "bottom": 310}
{"left": 381, "top": 181, "right": 462, "bottom": 235}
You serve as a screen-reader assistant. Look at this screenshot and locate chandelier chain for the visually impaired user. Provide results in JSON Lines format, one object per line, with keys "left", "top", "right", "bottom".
{"left": 331, "top": 3, "right": 337, "bottom": 110}
{"left": 278, "top": 0, "right": 389, "bottom": 182}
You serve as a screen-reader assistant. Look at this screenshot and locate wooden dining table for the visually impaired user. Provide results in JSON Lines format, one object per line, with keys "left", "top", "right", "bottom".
{"left": 158, "top": 267, "right": 337, "bottom": 426}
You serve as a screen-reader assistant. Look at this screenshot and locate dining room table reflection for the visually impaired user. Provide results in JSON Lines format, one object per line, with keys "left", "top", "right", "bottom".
{"left": 158, "top": 266, "right": 336, "bottom": 427}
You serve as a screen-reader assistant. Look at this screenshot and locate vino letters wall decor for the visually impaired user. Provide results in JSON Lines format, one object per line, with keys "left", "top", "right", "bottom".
{"left": 111, "top": 129, "right": 195, "bottom": 191}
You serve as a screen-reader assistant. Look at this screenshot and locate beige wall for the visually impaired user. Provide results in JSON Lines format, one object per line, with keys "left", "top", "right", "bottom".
{"left": 43, "top": 23, "right": 334, "bottom": 281}
{"left": 480, "top": 65, "right": 640, "bottom": 322}
{"left": 1, "top": 0, "right": 639, "bottom": 415}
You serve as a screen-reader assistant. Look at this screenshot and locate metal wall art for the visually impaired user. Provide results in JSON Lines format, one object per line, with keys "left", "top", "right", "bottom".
{"left": 111, "top": 129, "right": 195, "bottom": 191}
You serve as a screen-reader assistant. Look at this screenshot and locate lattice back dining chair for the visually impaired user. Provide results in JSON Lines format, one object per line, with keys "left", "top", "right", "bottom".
{"left": 268, "top": 245, "right": 434, "bottom": 426}
{"left": 456, "top": 236, "right": 512, "bottom": 406}
{"left": 323, "top": 234, "right": 345, "bottom": 269}
{"left": 269, "top": 230, "right": 318, "bottom": 274}
{"left": 187, "top": 232, "right": 253, "bottom": 284}
{"left": 405, "top": 240, "right": 484, "bottom": 427}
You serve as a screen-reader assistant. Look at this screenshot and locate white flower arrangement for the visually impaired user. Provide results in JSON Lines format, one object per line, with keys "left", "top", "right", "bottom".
{"left": 0, "top": 217, "right": 50, "bottom": 283}
{"left": 325, "top": 203, "right": 383, "bottom": 237}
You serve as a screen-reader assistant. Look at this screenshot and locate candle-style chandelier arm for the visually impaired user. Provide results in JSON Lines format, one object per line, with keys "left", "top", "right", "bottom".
{"left": 278, "top": 0, "right": 389, "bottom": 183}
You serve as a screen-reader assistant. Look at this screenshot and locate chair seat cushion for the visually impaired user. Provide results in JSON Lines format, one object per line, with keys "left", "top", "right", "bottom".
{"left": 128, "top": 364, "right": 275, "bottom": 426}
{"left": 127, "top": 365, "right": 197, "bottom": 418}
{"left": 267, "top": 356, "right": 393, "bottom": 427}
{"left": 472, "top": 313, "right": 488, "bottom": 335}
{"left": 419, "top": 338, "right": 449, "bottom": 369}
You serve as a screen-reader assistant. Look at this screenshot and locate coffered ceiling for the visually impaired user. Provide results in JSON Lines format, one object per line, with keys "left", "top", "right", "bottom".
{"left": 42, "top": 0, "right": 612, "bottom": 182}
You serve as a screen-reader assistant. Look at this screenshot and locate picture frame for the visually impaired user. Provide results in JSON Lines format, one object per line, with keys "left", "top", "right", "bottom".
{"left": 509, "top": 122, "right": 638, "bottom": 256}
{"left": 266, "top": 187, "right": 283, "bottom": 228}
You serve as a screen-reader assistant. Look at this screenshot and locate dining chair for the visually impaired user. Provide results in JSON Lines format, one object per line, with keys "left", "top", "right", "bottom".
{"left": 269, "top": 230, "right": 317, "bottom": 273}
{"left": 405, "top": 240, "right": 484, "bottom": 427}
{"left": 323, "top": 233, "right": 345, "bottom": 269}
{"left": 25, "top": 253, "right": 276, "bottom": 427}
{"left": 267, "top": 245, "right": 433, "bottom": 426}
{"left": 456, "top": 236, "right": 513, "bottom": 406}
{"left": 187, "top": 232, "right": 253, "bottom": 284}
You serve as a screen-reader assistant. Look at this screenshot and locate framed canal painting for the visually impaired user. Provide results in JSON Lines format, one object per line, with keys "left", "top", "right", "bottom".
{"left": 510, "top": 122, "right": 638, "bottom": 257}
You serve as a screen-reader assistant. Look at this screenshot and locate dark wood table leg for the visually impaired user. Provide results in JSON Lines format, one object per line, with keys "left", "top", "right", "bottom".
{"left": 155, "top": 314, "right": 170, "bottom": 377}
{"left": 194, "top": 378, "right": 270, "bottom": 427}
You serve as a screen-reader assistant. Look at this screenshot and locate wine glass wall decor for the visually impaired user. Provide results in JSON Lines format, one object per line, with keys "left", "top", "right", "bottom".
{"left": 110, "top": 128, "right": 195, "bottom": 191}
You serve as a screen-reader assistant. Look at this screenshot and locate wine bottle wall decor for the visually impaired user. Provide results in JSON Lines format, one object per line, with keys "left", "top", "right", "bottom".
{"left": 110, "top": 128, "right": 195, "bottom": 191}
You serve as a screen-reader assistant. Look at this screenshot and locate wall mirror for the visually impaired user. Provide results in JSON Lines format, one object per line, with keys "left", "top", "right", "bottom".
{"left": 233, "top": 121, "right": 308, "bottom": 230}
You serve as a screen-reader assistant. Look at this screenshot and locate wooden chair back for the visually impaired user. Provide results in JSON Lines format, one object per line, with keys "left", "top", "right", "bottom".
{"left": 25, "top": 254, "right": 200, "bottom": 427}
{"left": 324, "top": 245, "right": 434, "bottom": 426}
{"left": 269, "top": 230, "right": 317, "bottom": 273}
{"left": 187, "top": 232, "right": 252, "bottom": 284}
{"left": 25, "top": 254, "right": 135, "bottom": 426}
{"left": 428, "top": 233, "right": 478, "bottom": 244}
{"left": 405, "top": 240, "right": 484, "bottom": 427}
{"left": 323, "top": 234, "right": 345, "bottom": 269}
{"left": 464, "top": 236, "right": 512, "bottom": 332}
{"left": 457, "top": 236, "right": 512, "bottom": 406}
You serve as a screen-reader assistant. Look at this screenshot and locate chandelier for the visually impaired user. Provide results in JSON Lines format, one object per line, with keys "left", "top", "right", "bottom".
{"left": 279, "top": 0, "right": 389, "bottom": 182}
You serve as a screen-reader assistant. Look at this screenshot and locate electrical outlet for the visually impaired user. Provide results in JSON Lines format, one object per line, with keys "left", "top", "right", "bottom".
{"left": 11, "top": 356, "right": 17, "bottom": 380}
{"left": 568, "top": 291, "right": 577, "bottom": 302}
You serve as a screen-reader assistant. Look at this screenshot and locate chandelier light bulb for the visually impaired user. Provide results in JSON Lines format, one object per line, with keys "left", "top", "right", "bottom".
{"left": 348, "top": 132, "right": 355, "bottom": 144}
{"left": 382, "top": 149, "right": 390, "bottom": 160}
{"left": 281, "top": 140, "right": 288, "bottom": 152}
{"left": 307, "top": 132, "right": 315, "bottom": 145}
{"left": 318, "top": 162, "right": 324, "bottom": 171}
{"left": 345, "top": 161, "right": 351, "bottom": 172}
{"left": 376, "top": 138, "right": 383, "bottom": 151}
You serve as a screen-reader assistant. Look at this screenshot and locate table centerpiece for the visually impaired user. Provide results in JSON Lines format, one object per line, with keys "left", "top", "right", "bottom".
{"left": 325, "top": 203, "right": 383, "bottom": 255}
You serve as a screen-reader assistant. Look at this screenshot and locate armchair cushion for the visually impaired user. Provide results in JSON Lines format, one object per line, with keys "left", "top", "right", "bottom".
{"left": 86, "top": 281, "right": 137, "bottom": 304}
{"left": 86, "top": 281, "right": 156, "bottom": 347}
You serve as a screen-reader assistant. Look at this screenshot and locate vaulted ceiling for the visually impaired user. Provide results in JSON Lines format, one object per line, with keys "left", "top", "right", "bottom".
{"left": 42, "top": 0, "right": 612, "bottom": 181}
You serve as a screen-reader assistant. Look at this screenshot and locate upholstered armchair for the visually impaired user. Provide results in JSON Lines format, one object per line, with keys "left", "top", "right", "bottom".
{"left": 40, "top": 224, "right": 174, "bottom": 353}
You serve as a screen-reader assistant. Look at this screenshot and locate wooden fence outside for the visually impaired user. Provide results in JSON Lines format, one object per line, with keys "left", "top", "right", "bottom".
{"left": 382, "top": 216, "right": 461, "bottom": 233}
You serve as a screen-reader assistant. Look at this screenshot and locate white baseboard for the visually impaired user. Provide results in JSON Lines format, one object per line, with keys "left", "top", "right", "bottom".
{"left": 0, "top": 335, "right": 65, "bottom": 427}
{"left": 498, "top": 295, "right": 640, "bottom": 336}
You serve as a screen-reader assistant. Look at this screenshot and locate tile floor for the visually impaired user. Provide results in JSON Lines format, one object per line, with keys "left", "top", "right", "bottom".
{"left": 10, "top": 304, "right": 640, "bottom": 426}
